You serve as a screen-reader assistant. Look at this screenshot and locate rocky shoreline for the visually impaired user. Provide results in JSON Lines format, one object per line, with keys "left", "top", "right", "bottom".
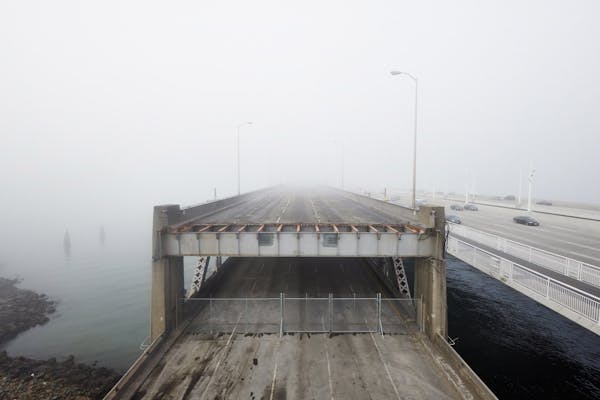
{"left": 0, "top": 278, "right": 56, "bottom": 344}
{"left": 0, "top": 278, "right": 120, "bottom": 399}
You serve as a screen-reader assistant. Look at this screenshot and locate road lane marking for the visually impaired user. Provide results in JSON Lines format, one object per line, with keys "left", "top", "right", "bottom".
{"left": 200, "top": 313, "right": 243, "bottom": 398}
{"left": 368, "top": 328, "right": 401, "bottom": 399}
{"left": 276, "top": 197, "right": 291, "bottom": 223}
{"left": 309, "top": 198, "right": 321, "bottom": 223}
{"left": 469, "top": 226, "right": 600, "bottom": 263}
{"left": 324, "top": 339, "right": 335, "bottom": 400}
{"left": 269, "top": 341, "right": 281, "bottom": 400}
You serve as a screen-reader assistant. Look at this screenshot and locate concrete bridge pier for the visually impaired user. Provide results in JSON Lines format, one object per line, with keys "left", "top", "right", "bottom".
{"left": 415, "top": 256, "right": 447, "bottom": 339}
{"left": 151, "top": 205, "right": 183, "bottom": 342}
{"left": 414, "top": 206, "right": 448, "bottom": 339}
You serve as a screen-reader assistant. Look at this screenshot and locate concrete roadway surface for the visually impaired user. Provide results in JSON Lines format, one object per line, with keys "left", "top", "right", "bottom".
{"left": 387, "top": 194, "right": 600, "bottom": 267}
{"left": 131, "top": 258, "right": 466, "bottom": 400}
{"left": 183, "top": 186, "right": 413, "bottom": 225}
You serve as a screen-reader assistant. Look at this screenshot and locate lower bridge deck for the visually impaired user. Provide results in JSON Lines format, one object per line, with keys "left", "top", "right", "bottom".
{"left": 115, "top": 258, "right": 472, "bottom": 399}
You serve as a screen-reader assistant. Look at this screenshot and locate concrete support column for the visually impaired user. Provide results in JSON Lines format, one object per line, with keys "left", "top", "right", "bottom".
{"left": 151, "top": 204, "right": 183, "bottom": 342}
{"left": 151, "top": 256, "right": 184, "bottom": 341}
{"left": 414, "top": 206, "right": 448, "bottom": 339}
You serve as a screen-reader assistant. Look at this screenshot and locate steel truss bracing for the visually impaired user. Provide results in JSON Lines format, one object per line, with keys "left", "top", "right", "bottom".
{"left": 394, "top": 257, "right": 412, "bottom": 300}
{"left": 187, "top": 256, "right": 210, "bottom": 299}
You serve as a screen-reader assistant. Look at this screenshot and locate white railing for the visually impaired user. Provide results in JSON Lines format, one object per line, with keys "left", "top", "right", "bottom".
{"left": 449, "top": 224, "right": 600, "bottom": 288}
{"left": 448, "top": 237, "right": 600, "bottom": 326}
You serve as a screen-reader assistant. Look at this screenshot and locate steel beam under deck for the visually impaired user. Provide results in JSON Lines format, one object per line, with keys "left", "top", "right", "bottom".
{"left": 160, "top": 222, "right": 434, "bottom": 258}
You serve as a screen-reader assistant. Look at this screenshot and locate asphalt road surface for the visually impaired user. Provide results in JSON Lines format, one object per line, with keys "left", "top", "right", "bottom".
{"left": 130, "top": 258, "right": 466, "bottom": 400}
{"left": 389, "top": 194, "right": 600, "bottom": 266}
{"left": 182, "top": 186, "right": 415, "bottom": 225}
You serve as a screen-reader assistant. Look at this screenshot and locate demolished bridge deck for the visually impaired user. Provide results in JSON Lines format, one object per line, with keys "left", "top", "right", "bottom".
{"left": 156, "top": 186, "right": 443, "bottom": 258}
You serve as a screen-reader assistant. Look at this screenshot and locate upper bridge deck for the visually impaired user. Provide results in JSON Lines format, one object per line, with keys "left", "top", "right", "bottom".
{"left": 155, "top": 186, "right": 443, "bottom": 258}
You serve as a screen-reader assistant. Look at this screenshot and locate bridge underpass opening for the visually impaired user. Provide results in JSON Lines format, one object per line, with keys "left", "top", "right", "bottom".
{"left": 180, "top": 257, "right": 421, "bottom": 336}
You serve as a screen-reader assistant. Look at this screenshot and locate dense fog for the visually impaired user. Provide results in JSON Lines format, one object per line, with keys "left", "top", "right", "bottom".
{"left": 1, "top": 1, "right": 599, "bottom": 250}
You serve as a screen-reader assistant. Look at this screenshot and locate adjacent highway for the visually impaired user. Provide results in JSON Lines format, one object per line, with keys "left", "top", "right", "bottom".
{"left": 386, "top": 193, "right": 600, "bottom": 267}
{"left": 443, "top": 201, "right": 600, "bottom": 266}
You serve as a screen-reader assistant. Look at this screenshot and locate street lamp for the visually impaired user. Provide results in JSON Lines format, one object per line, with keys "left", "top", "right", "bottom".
{"left": 527, "top": 162, "right": 536, "bottom": 212}
{"left": 390, "top": 70, "right": 418, "bottom": 212}
{"left": 237, "top": 121, "right": 252, "bottom": 195}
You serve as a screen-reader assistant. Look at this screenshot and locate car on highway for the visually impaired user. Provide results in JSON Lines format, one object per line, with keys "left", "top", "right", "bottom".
{"left": 446, "top": 215, "right": 462, "bottom": 224}
{"left": 513, "top": 215, "right": 540, "bottom": 226}
{"left": 450, "top": 204, "right": 464, "bottom": 211}
{"left": 464, "top": 203, "right": 479, "bottom": 211}
{"left": 536, "top": 200, "right": 553, "bottom": 206}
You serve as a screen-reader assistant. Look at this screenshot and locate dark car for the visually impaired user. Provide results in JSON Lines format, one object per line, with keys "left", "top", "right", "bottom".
{"left": 446, "top": 215, "right": 462, "bottom": 224}
{"left": 464, "top": 203, "right": 479, "bottom": 211}
{"left": 536, "top": 200, "right": 553, "bottom": 206}
{"left": 504, "top": 195, "right": 516, "bottom": 200}
{"left": 513, "top": 216, "right": 540, "bottom": 226}
{"left": 450, "top": 204, "right": 464, "bottom": 211}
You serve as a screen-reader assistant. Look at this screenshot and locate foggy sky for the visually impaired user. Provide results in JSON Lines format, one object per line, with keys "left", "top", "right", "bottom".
{"left": 1, "top": 1, "right": 599, "bottom": 249}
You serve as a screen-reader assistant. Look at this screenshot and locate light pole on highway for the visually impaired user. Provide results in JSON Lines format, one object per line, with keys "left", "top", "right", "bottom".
{"left": 390, "top": 70, "right": 418, "bottom": 212}
{"left": 236, "top": 121, "right": 252, "bottom": 196}
{"left": 518, "top": 168, "right": 523, "bottom": 206}
{"left": 527, "top": 162, "right": 536, "bottom": 213}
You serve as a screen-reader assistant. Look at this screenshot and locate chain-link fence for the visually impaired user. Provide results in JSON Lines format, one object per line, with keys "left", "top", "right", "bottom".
{"left": 183, "top": 298, "right": 281, "bottom": 334}
{"left": 182, "top": 294, "right": 419, "bottom": 335}
{"left": 380, "top": 298, "right": 420, "bottom": 334}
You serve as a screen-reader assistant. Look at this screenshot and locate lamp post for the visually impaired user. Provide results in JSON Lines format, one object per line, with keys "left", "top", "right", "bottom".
{"left": 390, "top": 70, "right": 418, "bottom": 211}
{"left": 236, "top": 121, "right": 252, "bottom": 195}
{"left": 527, "top": 162, "right": 536, "bottom": 213}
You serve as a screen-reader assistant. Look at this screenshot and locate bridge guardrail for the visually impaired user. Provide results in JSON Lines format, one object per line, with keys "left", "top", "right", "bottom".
{"left": 449, "top": 224, "right": 600, "bottom": 288}
{"left": 448, "top": 237, "right": 600, "bottom": 326}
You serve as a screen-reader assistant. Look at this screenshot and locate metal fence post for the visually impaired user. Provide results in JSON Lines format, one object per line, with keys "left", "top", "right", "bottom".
{"left": 420, "top": 294, "right": 424, "bottom": 333}
{"left": 280, "top": 292, "right": 284, "bottom": 337}
{"left": 328, "top": 293, "right": 333, "bottom": 333}
{"left": 377, "top": 293, "right": 383, "bottom": 335}
{"left": 244, "top": 297, "right": 248, "bottom": 333}
{"left": 175, "top": 297, "right": 180, "bottom": 329}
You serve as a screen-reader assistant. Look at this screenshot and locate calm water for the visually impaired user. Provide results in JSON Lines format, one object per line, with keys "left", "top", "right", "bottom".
{"left": 447, "top": 256, "right": 600, "bottom": 399}
{"left": 0, "top": 242, "right": 598, "bottom": 397}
